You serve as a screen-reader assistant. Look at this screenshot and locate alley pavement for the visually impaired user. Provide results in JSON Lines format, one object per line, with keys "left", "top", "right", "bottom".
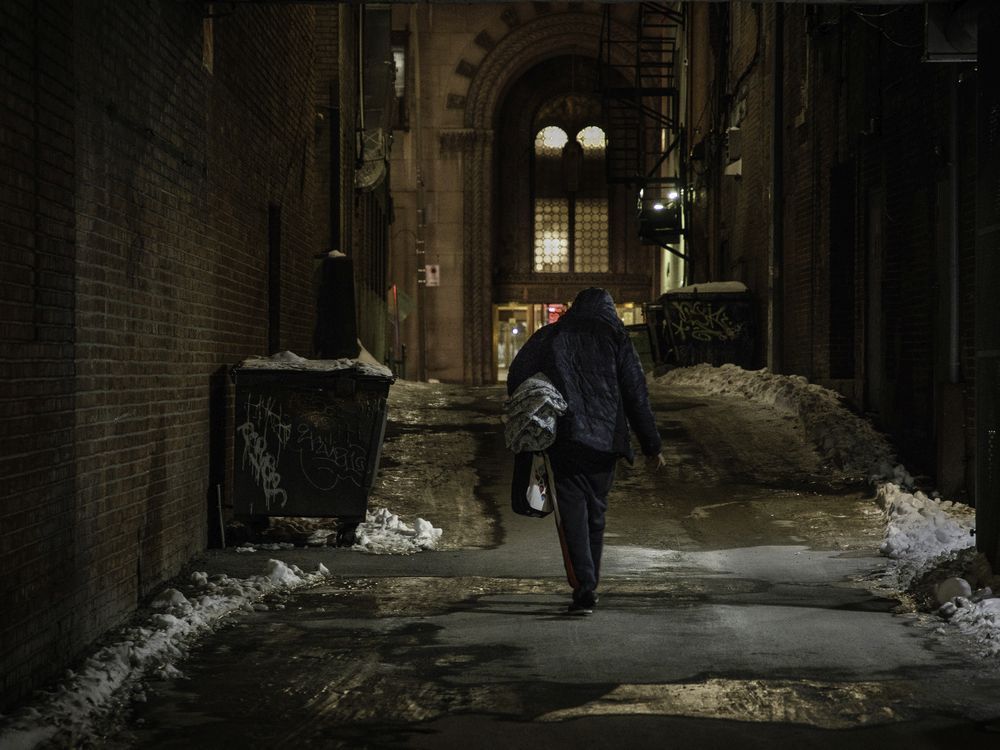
{"left": 107, "top": 381, "right": 1000, "bottom": 749}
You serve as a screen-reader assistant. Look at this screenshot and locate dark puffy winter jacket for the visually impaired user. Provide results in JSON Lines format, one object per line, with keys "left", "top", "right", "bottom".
{"left": 506, "top": 288, "right": 662, "bottom": 462}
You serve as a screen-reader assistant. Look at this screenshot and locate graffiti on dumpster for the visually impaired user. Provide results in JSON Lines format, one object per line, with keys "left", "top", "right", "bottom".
{"left": 290, "top": 391, "right": 385, "bottom": 491}
{"left": 667, "top": 301, "right": 746, "bottom": 343}
{"left": 238, "top": 418, "right": 288, "bottom": 510}
{"left": 238, "top": 392, "right": 292, "bottom": 509}
{"left": 235, "top": 385, "right": 387, "bottom": 511}
{"left": 296, "top": 424, "right": 368, "bottom": 491}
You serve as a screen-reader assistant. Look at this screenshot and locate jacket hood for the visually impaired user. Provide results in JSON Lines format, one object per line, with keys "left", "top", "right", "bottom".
{"left": 564, "top": 288, "right": 623, "bottom": 330}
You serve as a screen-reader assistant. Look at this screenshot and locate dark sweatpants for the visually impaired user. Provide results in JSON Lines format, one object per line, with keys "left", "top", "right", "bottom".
{"left": 547, "top": 440, "right": 618, "bottom": 604}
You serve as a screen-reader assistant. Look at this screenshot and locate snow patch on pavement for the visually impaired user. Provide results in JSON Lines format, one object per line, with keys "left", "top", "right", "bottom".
{"left": 353, "top": 507, "right": 443, "bottom": 554}
{"left": 0, "top": 560, "right": 331, "bottom": 749}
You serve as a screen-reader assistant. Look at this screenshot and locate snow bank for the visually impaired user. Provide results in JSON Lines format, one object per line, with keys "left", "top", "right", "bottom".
{"left": 353, "top": 507, "right": 443, "bottom": 555}
{"left": 656, "top": 363, "right": 896, "bottom": 477}
{"left": 0, "top": 561, "right": 331, "bottom": 749}
{"left": 658, "top": 364, "right": 998, "bottom": 654}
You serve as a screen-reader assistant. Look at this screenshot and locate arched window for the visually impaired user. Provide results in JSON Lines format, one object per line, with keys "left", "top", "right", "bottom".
{"left": 533, "top": 127, "right": 570, "bottom": 272}
{"left": 532, "top": 124, "right": 609, "bottom": 274}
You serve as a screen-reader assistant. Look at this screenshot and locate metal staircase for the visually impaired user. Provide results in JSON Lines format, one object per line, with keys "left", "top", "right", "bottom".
{"left": 600, "top": 3, "right": 685, "bottom": 188}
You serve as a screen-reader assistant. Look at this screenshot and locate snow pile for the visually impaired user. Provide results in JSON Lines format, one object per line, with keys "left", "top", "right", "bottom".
{"left": 665, "top": 281, "right": 748, "bottom": 295}
{"left": 353, "top": 507, "right": 442, "bottom": 555}
{"left": 878, "top": 484, "right": 998, "bottom": 655}
{"left": 876, "top": 483, "right": 975, "bottom": 584}
{"left": 944, "top": 596, "right": 1000, "bottom": 656}
{"left": 238, "top": 350, "right": 394, "bottom": 380}
{"left": 0, "top": 560, "right": 331, "bottom": 750}
{"left": 656, "top": 364, "right": 895, "bottom": 477}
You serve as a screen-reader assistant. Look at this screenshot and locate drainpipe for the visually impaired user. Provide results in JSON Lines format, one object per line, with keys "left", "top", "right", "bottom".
{"left": 948, "top": 72, "right": 960, "bottom": 384}
{"left": 411, "top": 4, "right": 427, "bottom": 381}
{"left": 767, "top": 3, "right": 784, "bottom": 373}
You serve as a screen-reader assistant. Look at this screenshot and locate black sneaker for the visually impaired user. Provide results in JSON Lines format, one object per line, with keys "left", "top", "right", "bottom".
{"left": 567, "top": 593, "right": 598, "bottom": 615}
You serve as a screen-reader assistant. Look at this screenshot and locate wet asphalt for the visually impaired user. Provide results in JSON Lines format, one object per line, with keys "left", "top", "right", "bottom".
{"left": 106, "top": 382, "right": 1000, "bottom": 749}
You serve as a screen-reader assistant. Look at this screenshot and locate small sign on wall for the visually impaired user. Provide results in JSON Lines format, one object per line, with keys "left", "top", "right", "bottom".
{"left": 425, "top": 264, "right": 440, "bottom": 287}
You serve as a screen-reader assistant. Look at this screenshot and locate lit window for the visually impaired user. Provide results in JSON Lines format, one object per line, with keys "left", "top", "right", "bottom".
{"left": 574, "top": 199, "right": 609, "bottom": 273}
{"left": 533, "top": 199, "right": 570, "bottom": 272}
{"left": 576, "top": 125, "right": 606, "bottom": 152}
{"left": 534, "top": 126, "right": 568, "bottom": 156}
{"left": 392, "top": 48, "right": 406, "bottom": 98}
{"left": 532, "top": 120, "right": 608, "bottom": 274}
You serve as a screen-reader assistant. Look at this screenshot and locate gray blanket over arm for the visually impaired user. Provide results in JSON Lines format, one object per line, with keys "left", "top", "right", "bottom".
{"left": 503, "top": 372, "right": 567, "bottom": 453}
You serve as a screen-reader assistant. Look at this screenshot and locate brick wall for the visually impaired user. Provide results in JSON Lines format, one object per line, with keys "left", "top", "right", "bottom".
{"left": 720, "top": 3, "right": 771, "bottom": 364}
{"left": 1, "top": 0, "right": 319, "bottom": 710}
{"left": 690, "top": 3, "right": 977, "bottom": 483}
{"left": 0, "top": 0, "right": 78, "bottom": 711}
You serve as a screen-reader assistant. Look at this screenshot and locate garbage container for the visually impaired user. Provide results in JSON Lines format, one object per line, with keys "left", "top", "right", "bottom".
{"left": 649, "top": 281, "right": 755, "bottom": 368}
{"left": 231, "top": 355, "right": 395, "bottom": 537}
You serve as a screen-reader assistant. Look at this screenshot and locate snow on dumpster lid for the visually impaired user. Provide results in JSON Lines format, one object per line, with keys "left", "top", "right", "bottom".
{"left": 665, "top": 281, "right": 748, "bottom": 295}
{"left": 238, "top": 350, "right": 395, "bottom": 380}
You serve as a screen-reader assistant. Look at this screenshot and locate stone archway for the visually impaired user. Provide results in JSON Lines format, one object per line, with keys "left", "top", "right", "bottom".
{"left": 457, "top": 12, "right": 631, "bottom": 384}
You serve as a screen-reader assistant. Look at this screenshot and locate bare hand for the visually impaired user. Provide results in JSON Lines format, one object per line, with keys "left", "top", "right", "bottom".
{"left": 645, "top": 452, "right": 666, "bottom": 472}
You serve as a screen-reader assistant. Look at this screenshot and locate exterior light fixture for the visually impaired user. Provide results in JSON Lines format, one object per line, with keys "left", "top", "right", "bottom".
{"left": 638, "top": 188, "right": 683, "bottom": 244}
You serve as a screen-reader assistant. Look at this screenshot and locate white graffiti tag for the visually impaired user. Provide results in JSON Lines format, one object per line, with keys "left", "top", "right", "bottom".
{"left": 297, "top": 424, "right": 367, "bottom": 490}
{"left": 238, "top": 420, "right": 288, "bottom": 509}
{"left": 243, "top": 393, "right": 292, "bottom": 460}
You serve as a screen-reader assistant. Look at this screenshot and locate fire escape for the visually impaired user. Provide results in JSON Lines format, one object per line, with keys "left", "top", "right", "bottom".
{"left": 600, "top": 3, "right": 686, "bottom": 250}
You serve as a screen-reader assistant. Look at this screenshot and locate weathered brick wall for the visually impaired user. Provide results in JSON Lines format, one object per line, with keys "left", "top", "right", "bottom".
{"left": 719, "top": 3, "right": 771, "bottom": 365}
{"left": 1, "top": 0, "right": 318, "bottom": 710}
{"left": 0, "top": 0, "right": 78, "bottom": 712}
{"left": 691, "top": 3, "right": 976, "bottom": 482}
{"left": 852, "top": 7, "right": 960, "bottom": 473}
{"left": 781, "top": 6, "right": 815, "bottom": 378}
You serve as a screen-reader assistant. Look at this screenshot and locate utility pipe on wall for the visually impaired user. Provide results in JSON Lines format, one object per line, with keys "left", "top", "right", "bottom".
{"left": 948, "top": 72, "right": 961, "bottom": 385}
{"left": 767, "top": 3, "right": 784, "bottom": 374}
{"left": 411, "top": 3, "right": 427, "bottom": 381}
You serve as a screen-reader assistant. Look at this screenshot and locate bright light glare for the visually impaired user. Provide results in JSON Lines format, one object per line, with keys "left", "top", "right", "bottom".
{"left": 576, "top": 125, "right": 606, "bottom": 150}
{"left": 652, "top": 202, "right": 665, "bottom": 211}
{"left": 667, "top": 190, "right": 680, "bottom": 201}
{"left": 536, "top": 126, "right": 568, "bottom": 152}
{"left": 512, "top": 327, "right": 520, "bottom": 335}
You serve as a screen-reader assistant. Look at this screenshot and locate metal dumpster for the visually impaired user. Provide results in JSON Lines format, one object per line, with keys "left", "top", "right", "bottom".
{"left": 231, "top": 355, "right": 395, "bottom": 533}
{"left": 648, "top": 282, "right": 755, "bottom": 368}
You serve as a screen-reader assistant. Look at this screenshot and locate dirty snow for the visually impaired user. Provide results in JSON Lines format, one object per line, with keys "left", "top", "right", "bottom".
{"left": 353, "top": 506, "right": 443, "bottom": 554}
{"left": 656, "top": 363, "right": 998, "bottom": 655}
{"left": 238, "top": 349, "right": 394, "bottom": 379}
{"left": 665, "top": 281, "right": 748, "bottom": 295}
{"left": 0, "top": 500, "right": 444, "bottom": 750}
{"left": 655, "top": 363, "right": 896, "bottom": 477}
{"left": 0, "top": 560, "right": 332, "bottom": 749}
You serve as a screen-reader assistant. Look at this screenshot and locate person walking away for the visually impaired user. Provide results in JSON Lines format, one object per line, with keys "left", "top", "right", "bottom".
{"left": 507, "top": 288, "right": 665, "bottom": 614}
